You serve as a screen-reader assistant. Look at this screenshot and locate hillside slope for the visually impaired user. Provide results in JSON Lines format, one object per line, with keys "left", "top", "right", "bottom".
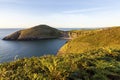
{"left": 3, "top": 25, "right": 63, "bottom": 40}
{"left": 58, "top": 27, "right": 120, "bottom": 54}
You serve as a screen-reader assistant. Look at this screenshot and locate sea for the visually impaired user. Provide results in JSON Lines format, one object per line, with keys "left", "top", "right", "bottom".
{"left": 0, "top": 28, "right": 79, "bottom": 63}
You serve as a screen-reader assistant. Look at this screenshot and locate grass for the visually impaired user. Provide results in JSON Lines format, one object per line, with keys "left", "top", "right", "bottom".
{"left": 0, "top": 48, "right": 120, "bottom": 80}
{"left": 58, "top": 27, "right": 120, "bottom": 54}
{"left": 3, "top": 25, "right": 62, "bottom": 40}
{"left": 19, "top": 25, "right": 62, "bottom": 39}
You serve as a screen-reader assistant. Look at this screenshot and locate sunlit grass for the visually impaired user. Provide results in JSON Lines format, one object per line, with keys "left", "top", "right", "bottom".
{"left": 0, "top": 48, "right": 120, "bottom": 80}
{"left": 58, "top": 27, "right": 120, "bottom": 54}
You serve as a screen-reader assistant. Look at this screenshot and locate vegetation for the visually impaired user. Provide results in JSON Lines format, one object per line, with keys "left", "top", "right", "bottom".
{"left": 1, "top": 26, "right": 120, "bottom": 80}
{"left": 3, "top": 25, "right": 62, "bottom": 40}
{"left": 58, "top": 27, "right": 120, "bottom": 54}
{"left": 0, "top": 48, "right": 120, "bottom": 80}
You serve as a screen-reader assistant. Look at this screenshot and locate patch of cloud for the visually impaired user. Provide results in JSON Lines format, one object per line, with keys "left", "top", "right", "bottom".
{"left": 63, "top": 7, "right": 108, "bottom": 14}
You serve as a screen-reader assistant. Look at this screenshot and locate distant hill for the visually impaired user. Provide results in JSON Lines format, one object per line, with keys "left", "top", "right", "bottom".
{"left": 3, "top": 25, "right": 63, "bottom": 40}
{"left": 58, "top": 27, "right": 120, "bottom": 55}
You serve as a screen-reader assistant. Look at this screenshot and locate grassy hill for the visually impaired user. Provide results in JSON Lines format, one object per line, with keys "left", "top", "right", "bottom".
{"left": 3, "top": 25, "right": 62, "bottom": 40}
{"left": 58, "top": 27, "right": 120, "bottom": 54}
{"left": 0, "top": 48, "right": 120, "bottom": 80}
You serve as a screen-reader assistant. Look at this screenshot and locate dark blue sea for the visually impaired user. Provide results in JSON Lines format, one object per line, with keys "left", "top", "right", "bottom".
{"left": 0, "top": 28, "right": 79, "bottom": 63}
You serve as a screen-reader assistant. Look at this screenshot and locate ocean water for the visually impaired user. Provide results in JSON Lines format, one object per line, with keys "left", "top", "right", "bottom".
{"left": 0, "top": 28, "right": 81, "bottom": 63}
{"left": 0, "top": 28, "right": 72, "bottom": 63}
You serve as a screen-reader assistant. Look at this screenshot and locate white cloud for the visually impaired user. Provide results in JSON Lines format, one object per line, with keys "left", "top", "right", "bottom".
{"left": 63, "top": 7, "right": 108, "bottom": 14}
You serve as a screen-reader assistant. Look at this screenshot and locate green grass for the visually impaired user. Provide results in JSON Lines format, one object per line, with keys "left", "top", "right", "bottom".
{"left": 0, "top": 48, "right": 120, "bottom": 80}
{"left": 58, "top": 27, "right": 120, "bottom": 54}
{"left": 3, "top": 25, "right": 62, "bottom": 40}
{"left": 19, "top": 25, "right": 62, "bottom": 39}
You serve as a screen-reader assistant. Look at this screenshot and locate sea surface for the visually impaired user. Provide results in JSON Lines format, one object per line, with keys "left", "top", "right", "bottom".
{"left": 0, "top": 28, "right": 79, "bottom": 63}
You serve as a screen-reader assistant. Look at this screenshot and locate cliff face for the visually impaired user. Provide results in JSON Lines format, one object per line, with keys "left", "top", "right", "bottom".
{"left": 3, "top": 25, "right": 63, "bottom": 40}
{"left": 57, "top": 27, "right": 120, "bottom": 55}
{"left": 3, "top": 31, "right": 21, "bottom": 40}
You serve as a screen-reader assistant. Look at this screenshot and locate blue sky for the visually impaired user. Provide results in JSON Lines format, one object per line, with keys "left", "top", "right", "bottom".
{"left": 0, "top": 0, "right": 120, "bottom": 28}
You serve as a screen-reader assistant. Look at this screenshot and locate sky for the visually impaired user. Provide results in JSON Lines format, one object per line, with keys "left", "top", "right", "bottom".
{"left": 0, "top": 0, "right": 120, "bottom": 28}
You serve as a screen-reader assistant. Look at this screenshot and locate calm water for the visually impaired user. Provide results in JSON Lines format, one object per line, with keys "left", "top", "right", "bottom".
{"left": 0, "top": 28, "right": 69, "bottom": 63}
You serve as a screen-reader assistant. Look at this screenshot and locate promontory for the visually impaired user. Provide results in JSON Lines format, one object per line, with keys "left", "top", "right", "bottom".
{"left": 3, "top": 25, "right": 65, "bottom": 40}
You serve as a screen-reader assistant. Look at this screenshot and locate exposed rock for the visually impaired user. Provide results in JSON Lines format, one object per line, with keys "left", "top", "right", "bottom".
{"left": 3, "top": 31, "right": 21, "bottom": 40}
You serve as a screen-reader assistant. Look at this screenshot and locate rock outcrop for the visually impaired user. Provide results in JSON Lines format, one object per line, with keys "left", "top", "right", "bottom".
{"left": 3, "top": 25, "right": 63, "bottom": 40}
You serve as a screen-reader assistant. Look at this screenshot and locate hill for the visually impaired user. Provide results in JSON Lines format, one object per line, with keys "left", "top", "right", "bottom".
{"left": 58, "top": 27, "right": 120, "bottom": 54}
{"left": 3, "top": 25, "right": 63, "bottom": 40}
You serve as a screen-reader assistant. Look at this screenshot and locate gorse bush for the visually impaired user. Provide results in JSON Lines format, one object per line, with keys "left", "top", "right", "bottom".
{"left": 0, "top": 48, "right": 120, "bottom": 80}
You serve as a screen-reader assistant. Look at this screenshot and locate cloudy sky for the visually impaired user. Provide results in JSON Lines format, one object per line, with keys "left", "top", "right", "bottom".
{"left": 0, "top": 0, "right": 120, "bottom": 28}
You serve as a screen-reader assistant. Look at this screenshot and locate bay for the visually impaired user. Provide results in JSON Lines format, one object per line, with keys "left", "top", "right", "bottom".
{"left": 0, "top": 28, "right": 68, "bottom": 63}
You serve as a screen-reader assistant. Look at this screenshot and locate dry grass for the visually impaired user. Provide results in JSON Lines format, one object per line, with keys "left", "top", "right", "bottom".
{"left": 58, "top": 27, "right": 120, "bottom": 54}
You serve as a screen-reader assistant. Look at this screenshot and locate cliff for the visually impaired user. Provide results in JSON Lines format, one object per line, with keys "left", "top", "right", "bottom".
{"left": 3, "top": 25, "right": 63, "bottom": 40}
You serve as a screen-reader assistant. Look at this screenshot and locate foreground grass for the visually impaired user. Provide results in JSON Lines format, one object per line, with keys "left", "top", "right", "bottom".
{"left": 0, "top": 48, "right": 120, "bottom": 80}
